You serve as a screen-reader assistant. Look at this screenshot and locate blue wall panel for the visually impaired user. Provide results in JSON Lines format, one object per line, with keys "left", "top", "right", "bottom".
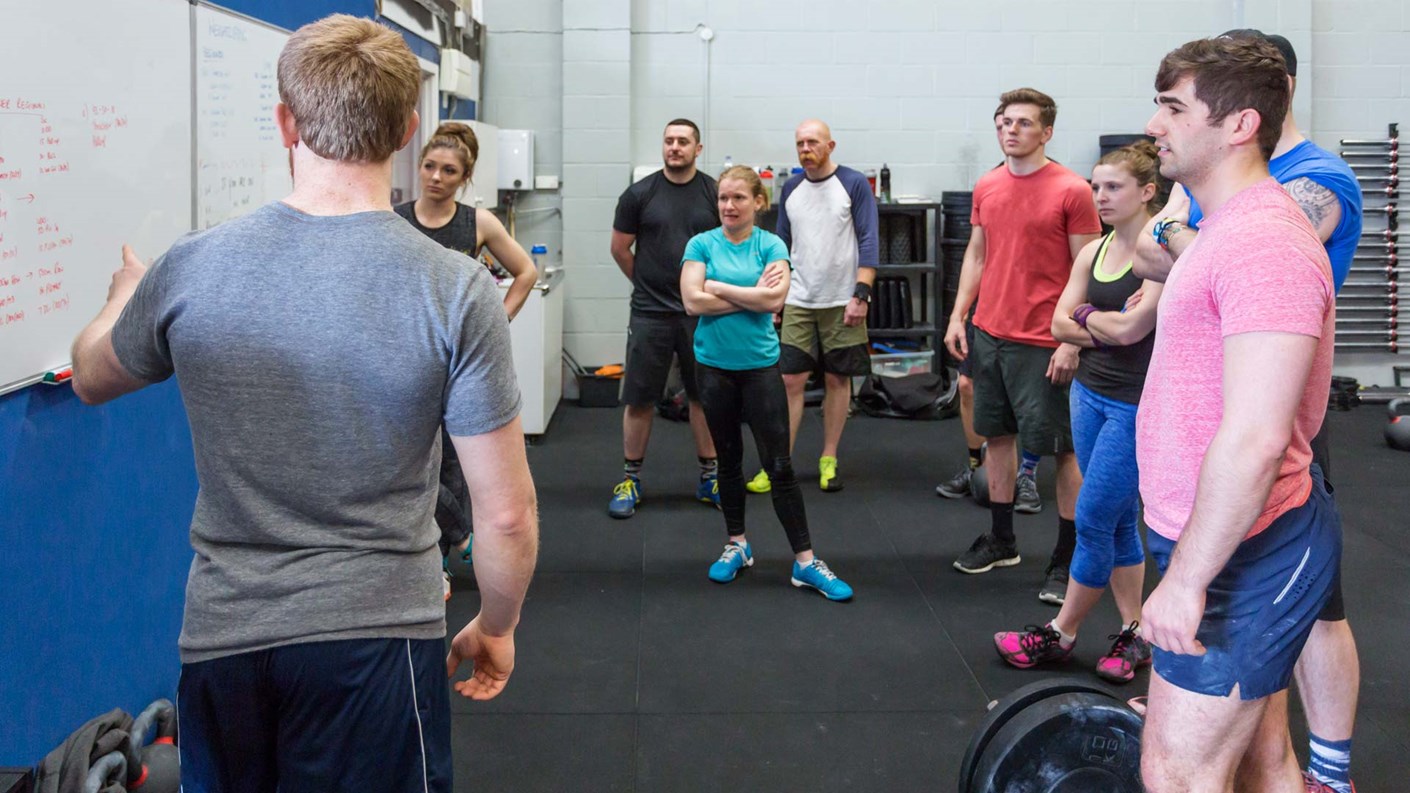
{"left": 211, "top": 0, "right": 372, "bottom": 32}
{"left": 0, "top": 380, "right": 197, "bottom": 764}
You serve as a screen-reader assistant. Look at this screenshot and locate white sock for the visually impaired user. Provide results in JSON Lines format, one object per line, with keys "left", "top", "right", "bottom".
{"left": 1049, "top": 621, "right": 1077, "bottom": 647}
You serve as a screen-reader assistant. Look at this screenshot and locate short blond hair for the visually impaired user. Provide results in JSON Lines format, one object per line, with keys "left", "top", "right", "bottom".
{"left": 277, "top": 15, "right": 420, "bottom": 163}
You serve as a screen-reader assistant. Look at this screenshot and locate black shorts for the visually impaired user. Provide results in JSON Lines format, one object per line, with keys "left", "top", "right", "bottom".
{"left": 969, "top": 328, "right": 1073, "bottom": 454}
{"left": 1309, "top": 420, "right": 1345, "bottom": 622}
{"left": 622, "top": 312, "right": 701, "bottom": 406}
{"left": 956, "top": 318, "right": 977, "bottom": 379}
{"left": 178, "top": 637, "right": 453, "bottom": 792}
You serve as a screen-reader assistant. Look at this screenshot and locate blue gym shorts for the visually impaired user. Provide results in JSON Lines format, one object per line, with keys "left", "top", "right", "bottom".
{"left": 177, "top": 637, "right": 453, "bottom": 792}
{"left": 1146, "top": 464, "right": 1341, "bottom": 701}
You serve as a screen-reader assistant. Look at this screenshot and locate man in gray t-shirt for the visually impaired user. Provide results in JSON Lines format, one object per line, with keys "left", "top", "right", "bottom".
{"left": 69, "top": 16, "right": 537, "bottom": 792}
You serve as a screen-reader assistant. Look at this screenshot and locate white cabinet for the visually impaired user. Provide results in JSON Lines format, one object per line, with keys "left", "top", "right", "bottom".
{"left": 501, "top": 269, "right": 564, "bottom": 435}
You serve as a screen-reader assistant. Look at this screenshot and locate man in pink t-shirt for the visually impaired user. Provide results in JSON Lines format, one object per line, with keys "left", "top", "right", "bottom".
{"left": 1136, "top": 37, "right": 1341, "bottom": 793}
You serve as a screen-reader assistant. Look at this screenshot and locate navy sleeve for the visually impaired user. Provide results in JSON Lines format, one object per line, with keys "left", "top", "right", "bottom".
{"left": 840, "top": 169, "right": 880, "bottom": 268}
{"left": 775, "top": 178, "right": 795, "bottom": 251}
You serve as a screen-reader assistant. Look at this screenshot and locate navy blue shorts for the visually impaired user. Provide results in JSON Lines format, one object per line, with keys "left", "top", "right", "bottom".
{"left": 177, "top": 637, "right": 452, "bottom": 793}
{"left": 1147, "top": 465, "right": 1341, "bottom": 700}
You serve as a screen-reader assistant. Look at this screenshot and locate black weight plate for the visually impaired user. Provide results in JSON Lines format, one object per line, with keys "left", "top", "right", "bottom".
{"left": 958, "top": 679, "right": 1117, "bottom": 793}
{"left": 971, "top": 692, "right": 1143, "bottom": 793}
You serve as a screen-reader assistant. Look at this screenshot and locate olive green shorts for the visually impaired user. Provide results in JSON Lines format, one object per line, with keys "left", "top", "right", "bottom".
{"left": 779, "top": 304, "right": 871, "bottom": 376}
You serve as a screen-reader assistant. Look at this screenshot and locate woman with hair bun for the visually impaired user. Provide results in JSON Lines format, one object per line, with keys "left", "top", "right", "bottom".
{"left": 681, "top": 165, "right": 853, "bottom": 602}
{"left": 396, "top": 122, "right": 537, "bottom": 320}
{"left": 993, "top": 141, "right": 1165, "bottom": 682}
{"left": 396, "top": 122, "right": 538, "bottom": 601}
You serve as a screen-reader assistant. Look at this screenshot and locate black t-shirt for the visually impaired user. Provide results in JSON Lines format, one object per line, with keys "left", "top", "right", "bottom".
{"left": 1076, "top": 233, "right": 1154, "bottom": 404}
{"left": 395, "top": 201, "right": 479, "bottom": 258}
{"left": 613, "top": 170, "right": 720, "bottom": 315}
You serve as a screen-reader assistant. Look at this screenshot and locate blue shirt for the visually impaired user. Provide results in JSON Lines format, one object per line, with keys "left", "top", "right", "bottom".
{"left": 1187, "top": 140, "right": 1362, "bottom": 291}
{"left": 683, "top": 228, "right": 790, "bottom": 371}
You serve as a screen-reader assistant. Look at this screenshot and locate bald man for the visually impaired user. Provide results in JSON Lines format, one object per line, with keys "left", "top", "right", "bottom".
{"left": 746, "top": 120, "right": 878, "bottom": 495}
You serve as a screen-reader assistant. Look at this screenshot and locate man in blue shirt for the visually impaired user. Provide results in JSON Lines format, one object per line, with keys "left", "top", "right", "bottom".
{"left": 1134, "top": 31, "right": 1364, "bottom": 793}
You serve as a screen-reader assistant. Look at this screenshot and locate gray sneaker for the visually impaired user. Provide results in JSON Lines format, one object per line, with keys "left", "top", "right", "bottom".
{"left": 1039, "top": 562, "right": 1069, "bottom": 605}
{"left": 936, "top": 466, "right": 973, "bottom": 499}
{"left": 1015, "top": 473, "right": 1043, "bottom": 514}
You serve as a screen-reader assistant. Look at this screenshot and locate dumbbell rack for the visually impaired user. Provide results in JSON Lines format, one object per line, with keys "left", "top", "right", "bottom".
{"left": 1340, "top": 123, "right": 1401, "bottom": 353}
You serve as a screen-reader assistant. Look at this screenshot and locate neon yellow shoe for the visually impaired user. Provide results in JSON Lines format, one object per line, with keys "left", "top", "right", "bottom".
{"left": 745, "top": 469, "right": 771, "bottom": 494}
{"left": 819, "top": 456, "right": 843, "bottom": 492}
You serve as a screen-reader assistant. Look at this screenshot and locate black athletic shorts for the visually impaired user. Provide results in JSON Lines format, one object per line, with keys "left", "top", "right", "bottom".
{"left": 969, "top": 327, "right": 1074, "bottom": 455}
{"left": 622, "top": 312, "right": 701, "bottom": 406}
{"left": 1310, "top": 421, "right": 1345, "bottom": 622}
{"left": 956, "top": 317, "right": 977, "bottom": 379}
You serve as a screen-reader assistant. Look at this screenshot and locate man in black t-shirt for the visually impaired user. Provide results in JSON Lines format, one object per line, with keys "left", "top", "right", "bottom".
{"left": 607, "top": 119, "right": 722, "bottom": 518}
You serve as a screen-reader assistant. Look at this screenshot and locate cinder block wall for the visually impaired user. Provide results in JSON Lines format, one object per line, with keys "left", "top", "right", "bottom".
{"left": 484, "top": 0, "right": 1407, "bottom": 382}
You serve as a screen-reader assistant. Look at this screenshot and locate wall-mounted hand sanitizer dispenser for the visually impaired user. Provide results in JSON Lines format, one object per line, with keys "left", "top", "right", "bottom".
{"left": 498, "top": 129, "right": 534, "bottom": 191}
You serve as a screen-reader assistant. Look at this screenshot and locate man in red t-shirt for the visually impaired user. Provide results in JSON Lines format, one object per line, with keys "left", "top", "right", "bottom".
{"left": 944, "top": 88, "right": 1102, "bottom": 604}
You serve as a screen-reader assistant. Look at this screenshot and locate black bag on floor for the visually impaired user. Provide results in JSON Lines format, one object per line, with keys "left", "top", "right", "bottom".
{"left": 855, "top": 372, "right": 957, "bottom": 420}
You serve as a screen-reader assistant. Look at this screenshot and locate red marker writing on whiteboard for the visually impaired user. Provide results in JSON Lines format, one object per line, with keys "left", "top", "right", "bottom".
{"left": 42, "top": 367, "right": 72, "bottom": 385}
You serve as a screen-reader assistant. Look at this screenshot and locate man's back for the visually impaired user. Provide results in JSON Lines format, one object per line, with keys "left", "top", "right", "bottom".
{"left": 112, "top": 202, "right": 521, "bottom": 662}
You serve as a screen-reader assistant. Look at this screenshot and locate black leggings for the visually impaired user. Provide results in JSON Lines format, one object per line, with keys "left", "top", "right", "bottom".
{"left": 696, "top": 362, "right": 811, "bottom": 554}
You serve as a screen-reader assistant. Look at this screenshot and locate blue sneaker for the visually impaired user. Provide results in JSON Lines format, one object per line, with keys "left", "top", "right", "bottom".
{"left": 696, "top": 475, "right": 721, "bottom": 508}
{"left": 791, "top": 558, "right": 853, "bottom": 601}
{"left": 708, "top": 541, "right": 753, "bottom": 583}
{"left": 607, "top": 477, "right": 641, "bottom": 519}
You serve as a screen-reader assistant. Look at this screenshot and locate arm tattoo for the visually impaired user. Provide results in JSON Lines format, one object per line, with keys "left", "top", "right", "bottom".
{"left": 1284, "top": 178, "right": 1339, "bottom": 233}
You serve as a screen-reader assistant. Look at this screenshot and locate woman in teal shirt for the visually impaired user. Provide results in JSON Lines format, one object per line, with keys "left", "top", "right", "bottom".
{"left": 680, "top": 166, "right": 853, "bottom": 602}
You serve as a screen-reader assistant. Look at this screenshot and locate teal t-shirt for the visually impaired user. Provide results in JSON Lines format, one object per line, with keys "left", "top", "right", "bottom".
{"left": 682, "top": 228, "right": 790, "bottom": 371}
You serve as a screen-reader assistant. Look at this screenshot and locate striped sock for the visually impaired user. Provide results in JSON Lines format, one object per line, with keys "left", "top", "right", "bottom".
{"left": 1307, "top": 733, "right": 1353, "bottom": 793}
{"left": 624, "top": 458, "right": 644, "bottom": 480}
{"left": 1019, "top": 449, "right": 1040, "bottom": 479}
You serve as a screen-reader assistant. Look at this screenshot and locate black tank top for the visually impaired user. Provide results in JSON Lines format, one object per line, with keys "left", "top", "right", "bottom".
{"left": 394, "top": 201, "right": 479, "bottom": 258}
{"left": 1075, "top": 233, "right": 1154, "bottom": 404}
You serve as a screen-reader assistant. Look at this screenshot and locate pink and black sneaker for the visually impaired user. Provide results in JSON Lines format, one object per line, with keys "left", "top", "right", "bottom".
{"left": 1095, "top": 623, "right": 1152, "bottom": 684}
{"left": 993, "top": 623, "right": 1073, "bottom": 669}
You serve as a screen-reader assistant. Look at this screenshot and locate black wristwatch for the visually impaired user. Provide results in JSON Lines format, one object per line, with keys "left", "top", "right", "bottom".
{"left": 852, "top": 282, "right": 872, "bottom": 303}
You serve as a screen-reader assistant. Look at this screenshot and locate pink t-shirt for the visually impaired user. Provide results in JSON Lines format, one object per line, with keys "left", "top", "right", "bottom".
{"left": 1137, "top": 178, "right": 1334, "bottom": 542}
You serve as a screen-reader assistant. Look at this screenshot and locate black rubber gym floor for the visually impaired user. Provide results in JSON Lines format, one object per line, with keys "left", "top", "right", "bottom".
{"left": 445, "top": 402, "right": 1409, "bottom": 792}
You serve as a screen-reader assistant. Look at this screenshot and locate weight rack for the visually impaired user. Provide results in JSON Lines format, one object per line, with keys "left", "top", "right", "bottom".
{"left": 1339, "top": 123, "right": 1402, "bottom": 353}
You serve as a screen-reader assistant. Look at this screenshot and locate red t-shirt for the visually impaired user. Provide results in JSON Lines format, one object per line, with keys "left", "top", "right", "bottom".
{"left": 971, "top": 162, "right": 1102, "bottom": 347}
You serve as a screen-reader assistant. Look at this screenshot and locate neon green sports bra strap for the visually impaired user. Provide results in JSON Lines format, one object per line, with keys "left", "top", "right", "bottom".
{"left": 1092, "top": 231, "right": 1132, "bottom": 283}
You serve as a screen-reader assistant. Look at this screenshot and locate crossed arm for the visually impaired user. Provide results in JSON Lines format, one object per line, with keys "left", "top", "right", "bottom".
{"left": 1052, "top": 239, "right": 1164, "bottom": 349}
{"left": 680, "top": 259, "right": 790, "bottom": 317}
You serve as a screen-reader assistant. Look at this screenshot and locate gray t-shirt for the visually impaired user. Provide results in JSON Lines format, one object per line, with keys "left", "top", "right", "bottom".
{"left": 112, "top": 201, "right": 521, "bottom": 663}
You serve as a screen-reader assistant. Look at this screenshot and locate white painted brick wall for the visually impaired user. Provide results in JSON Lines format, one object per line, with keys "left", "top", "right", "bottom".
{"left": 483, "top": 0, "right": 1410, "bottom": 386}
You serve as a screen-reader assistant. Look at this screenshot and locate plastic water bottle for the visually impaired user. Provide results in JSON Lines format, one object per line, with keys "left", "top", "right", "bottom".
{"left": 530, "top": 244, "right": 547, "bottom": 272}
{"left": 880, "top": 163, "right": 892, "bottom": 203}
{"left": 722, "top": 154, "right": 734, "bottom": 171}
{"left": 760, "top": 165, "right": 774, "bottom": 202}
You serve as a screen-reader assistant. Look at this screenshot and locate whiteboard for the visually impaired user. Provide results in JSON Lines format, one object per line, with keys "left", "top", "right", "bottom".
{"left": 0, "top": 0, "right": 193, "bottom": 394}
{"left": 195, "top": 5, "right": 292, "bottom": 230}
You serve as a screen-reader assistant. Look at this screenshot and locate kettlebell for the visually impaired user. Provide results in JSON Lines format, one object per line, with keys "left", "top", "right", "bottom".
{"left": 85, "top": 750, "right": 127, "bottom": 793}
{"left": 127, "top": 699, "right": 180, "bottom": 793}
{"left": 1387, "top": 398, "right": 1410, "bottom": 452}
{"left": 970, "top": 464, "right": 992, "bottom": 507}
